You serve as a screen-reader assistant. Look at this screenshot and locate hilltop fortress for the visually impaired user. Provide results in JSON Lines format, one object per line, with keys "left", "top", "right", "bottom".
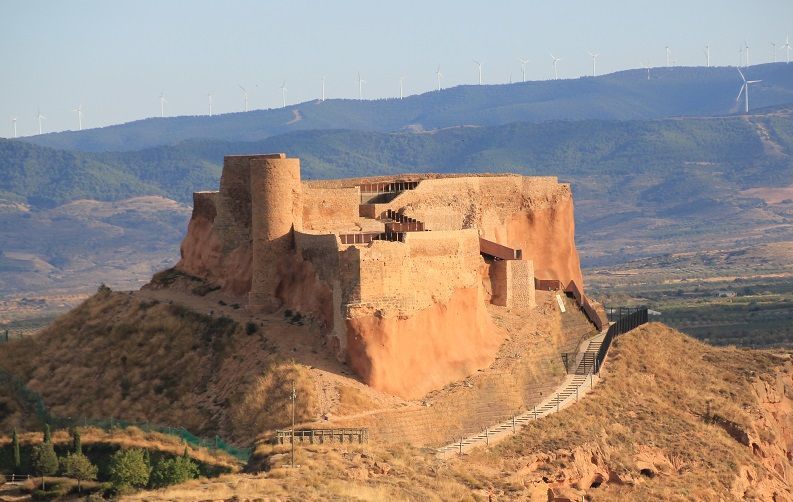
{"left": 177, "top": 154, "right": 589, "bottom": 398}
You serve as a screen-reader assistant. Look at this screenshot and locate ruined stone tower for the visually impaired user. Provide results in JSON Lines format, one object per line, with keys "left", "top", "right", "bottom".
{"left": 248, "top": 153, "right": 302, "bottom": 312}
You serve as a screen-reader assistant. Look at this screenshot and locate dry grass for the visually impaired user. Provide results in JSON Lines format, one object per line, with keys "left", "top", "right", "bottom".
{"left": 129, "top": 323, "right": 793, "bottom": 501}
{"left": 335, "top": 385, "right": 379, "bottom": 416}
{"left": 0, "top": 290, "right": 313, "bottom": 444}
{"left": 231, "top": 362, "right": 318, "bottom": 441}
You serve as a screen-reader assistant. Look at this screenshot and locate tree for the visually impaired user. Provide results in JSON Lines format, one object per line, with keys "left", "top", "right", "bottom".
{"left": 60, "top": 452, "right": 97, "bottom": 493}
{"left": 70, "top": 427, "right": 82, "bottom": 455}
{"left": 11, "top": 428, "right": 20, "bottom": 472}
{"left": 43, "top": 423, "right": 51, "bottom": 444}
{"left": 108, "top": 448, "right": 150, "bottom": 490}
{"left": 150, "top": 456, "right": 200, "bottom": 488}
{"left": 30, "top": 442, "right": 58, "bottom": 490}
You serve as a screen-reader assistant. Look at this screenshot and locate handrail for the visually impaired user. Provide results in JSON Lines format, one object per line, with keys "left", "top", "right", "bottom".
{"left": 534, "top": 278, "right": 604, "bottom": 330}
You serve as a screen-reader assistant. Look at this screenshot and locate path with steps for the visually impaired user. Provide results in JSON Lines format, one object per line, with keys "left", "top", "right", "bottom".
{"left": 437, "top": 328, "right": 608, "bottom": 457}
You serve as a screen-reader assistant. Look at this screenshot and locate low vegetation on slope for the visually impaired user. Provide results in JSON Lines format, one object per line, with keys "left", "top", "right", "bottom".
{"left": 129, "top": 324, "right": 791, "bottom": 501}
{"left": 0, "top": 283, "right": 317, "bottom": 444}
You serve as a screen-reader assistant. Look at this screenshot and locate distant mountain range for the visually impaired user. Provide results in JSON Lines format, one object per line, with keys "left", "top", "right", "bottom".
{"left": 3, "top": 104, "right": 792, "bottom": 209}
{"left": 20, "top": 64, "right": 793, "bottom": 153}
{"left": 2, "top": 65, "right": 793, "bottom": 296}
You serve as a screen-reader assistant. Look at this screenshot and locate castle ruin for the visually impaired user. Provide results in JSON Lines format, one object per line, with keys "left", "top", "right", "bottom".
{"left": 177, "top": 153, "right": 588, "bottom": 398}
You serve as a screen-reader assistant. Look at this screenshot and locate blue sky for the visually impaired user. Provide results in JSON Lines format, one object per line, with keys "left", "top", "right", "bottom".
{"left": 2, "top": 0, "right": 792, "bottom": 136}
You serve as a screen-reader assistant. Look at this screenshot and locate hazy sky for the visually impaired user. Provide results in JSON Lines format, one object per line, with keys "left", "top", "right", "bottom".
{"left": 2, "top": 0, "right": 792, "bottom": 136}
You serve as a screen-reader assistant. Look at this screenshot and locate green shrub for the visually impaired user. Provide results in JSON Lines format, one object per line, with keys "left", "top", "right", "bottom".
{"left": 60, "top": 452, "right": 98, "bottom": 493}
{"left": 149, "top": 455, "right": 200, "bottom": 488}
{"left": 108, "top": 448, "right": 150, "bottom": 489}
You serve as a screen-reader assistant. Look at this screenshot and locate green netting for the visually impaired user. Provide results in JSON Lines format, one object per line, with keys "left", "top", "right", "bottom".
{"left": 0, "top": 365, "right": 251, "bottom": 462}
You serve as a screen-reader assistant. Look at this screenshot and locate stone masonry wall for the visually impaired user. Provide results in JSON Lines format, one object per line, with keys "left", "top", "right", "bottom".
{"left": 302, "top": 186, "right": 361, "bottom": 233}
{"left": 341, "top": 229, "right": 481, "bottom": 318}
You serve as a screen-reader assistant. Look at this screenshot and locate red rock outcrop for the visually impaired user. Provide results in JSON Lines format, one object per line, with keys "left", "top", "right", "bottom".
{"left": 345, "top": 287, "right": 504, "bottom": 399}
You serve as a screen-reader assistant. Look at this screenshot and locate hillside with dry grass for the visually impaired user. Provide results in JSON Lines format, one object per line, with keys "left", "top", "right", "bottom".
{"left": 127, "top": 324, "right": 792, "bottom": 501}
{"left": 0, "top": 283, "right": 321, "bottom": 443}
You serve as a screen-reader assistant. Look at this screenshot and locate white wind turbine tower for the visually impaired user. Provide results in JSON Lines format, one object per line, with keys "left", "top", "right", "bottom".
{"left": 784, "top": 34, "right": 791, "bottom": 63}
{"left": 280, "top": 81, "right": 288, "bottom": 107}
{"left": 356, "top": 73, "right": 366, "bottom": 99}
{"left": 736, "top": 68, "right": 761, "bottom": 113}
{"left": 208, "top": 93, "right": 213, "bottom": 116}
{"left": 159, "top": 92, "right": 167, "bottom": 117}
{"left": 588, "top": 52, "right": 599, "bottom": 77}
{"left": 772, "top": 42, "right": 777, "bottom": 63}
{"left": 641, "top": 62, "right": 651, "bottom": 80}
{"left": 745, "top": 41, "right": 750, "bottom": 66}
{"left": 665, "top": 46, "right": 671, "bottom": 67}
{"left": 399, "top": 76, "right": 405, "bottom": 99}
{"left": 435, "top": 66, "right": 443, "bottom": 91}
{"left": 473, "top": 59, "right": 482, "bottom": 85}
{"left": 550, "top": 54, "right": 561, "bottom": 80}
{"left": 518, "top": 58, "right": 529, "bottom": 82}
{"left": 11, "top": 117, "right": 17, "bottom": 138}
{"left": 72, "top": 104, "right": 83, "bottom": 130}
{"left": 36, "top": 108, "right": 46, "bottom": 135}
{"left": 704, "top": 44, "right": 710, "bottom": 67}
{"left": 321, "top": 76, "right": 326, "bottom": 102}
{"left": 239, "top": 85, "right": 248, "bottom": 112}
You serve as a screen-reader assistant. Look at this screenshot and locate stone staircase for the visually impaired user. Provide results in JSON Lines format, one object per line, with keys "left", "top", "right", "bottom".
{"left": 437, "top": 329, "right": 607, "bottom": 457}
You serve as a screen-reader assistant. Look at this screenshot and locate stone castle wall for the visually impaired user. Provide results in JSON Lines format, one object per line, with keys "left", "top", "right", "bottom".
{"left": 176, "top": 154, "right": 586, "bottom": 399}
{"left": 302, "top": 186, "right": 361, "bottom": 233}
{"left": 249, "top": 155, "right": 302, "bottom": 312}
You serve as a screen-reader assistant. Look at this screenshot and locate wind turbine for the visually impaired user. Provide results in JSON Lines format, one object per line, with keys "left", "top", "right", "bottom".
{"left": 435, "top": 65, "right": 443, "bottom": 91}
{"left": 11, "top": 117, "right": 17, "bottom": 138}
{"left": 159, "top": 92, "right": 167, "bottom": 117}
{"left": 356, "top": 73, "right": 366, "bottom": 99}
{"left": 239, "top": 85, "right": 248, "bottom": 112}
{"left": 745, "top": 41, "right": 750, "bottom": 66}
{"left": 784, "top": 34, "right": 791, "bottom": 64}
{"left": 772, "top": 42, "right": 777, "bottom": 63}
{"left": 321, "top": 76, "right": 326, "bottom": 101}
{"left": 72, "top": 104, "right": 83, "bottom": 130}
{"left": 641, "top": 61, "right": 651, "bottom": 80}
{"left": 518, "top": 58, "right": 529, "bottom": 82}
{"left": 399, "top": 76, "right": 404, "bottom": 99}
{"left": 736, "top": 68, "right": 761, "bottom": 113}
{"left": 208, "top": 93, "right": 213, "bottom": 116}
{"left": 36, "top": 108, "right": 46, "bottom": 135}
{"left": 704, "top": 44, "right": 710, "bottom": 67}
{"left": 280, "top": 81, "right": 288, "bottom": 107}
{"left": 550, "top": 54, "right": 561, "bottom": 80}
{"left": 665, "top": 46, "right": 671, "bottom": 67}
{"left": 738, "top": 46, "right": 744, "bottom": 67}
{"left": 588, "top": 52, "right": 599, "bottom": 77}
{"left": 473, "top": 59, "right": 482, "bottom": 85}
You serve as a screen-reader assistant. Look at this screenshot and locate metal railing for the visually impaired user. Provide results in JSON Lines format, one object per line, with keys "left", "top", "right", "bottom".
{"left": 274, "top": 428, "right": 368, "bottom": 445}
{"left": 338, "top": 231, "right": 406, "bottom": 245}
{"left": 595, "top": 307, "right": 649, "bottom": 375}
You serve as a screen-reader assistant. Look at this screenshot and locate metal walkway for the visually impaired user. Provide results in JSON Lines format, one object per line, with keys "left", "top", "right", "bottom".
{"left": 437, "top": 330, "right": 607, "bottom": 457}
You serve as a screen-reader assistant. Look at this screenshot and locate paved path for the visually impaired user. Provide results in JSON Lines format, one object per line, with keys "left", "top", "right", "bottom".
{"left": 437, "top": 328, "right": 608, "bottom": 457}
